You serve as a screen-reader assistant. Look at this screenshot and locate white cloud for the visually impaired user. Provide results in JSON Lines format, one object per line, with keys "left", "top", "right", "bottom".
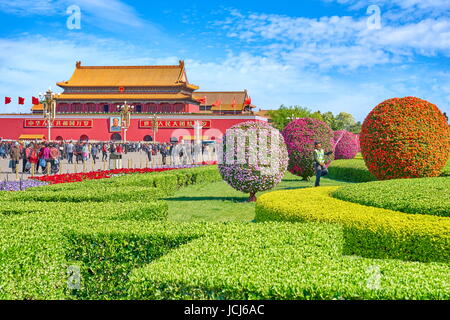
{"left": 1, "top": 0, "right": 450, "bottom": 121}
{"left": 1, "top": 34, "right": 449, "bottom": 120}
{"left": 0, "top": 35, "right": 176, "bottom": 113}
{"left": 218, "top": 9, "right": 450, "bottom": 70}
{"left": 0, "top": 0, "right": 160, "bottom": 31}
{"left": 0, "top": 0, "right": 56, "bottom": 15}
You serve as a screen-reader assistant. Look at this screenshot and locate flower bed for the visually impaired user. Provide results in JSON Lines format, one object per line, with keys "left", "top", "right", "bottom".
{"left": 0, "top": 180, "right": 48, "bottom": 191}
{"left": 30, "top": 166, "right": 206, "bottom": 184}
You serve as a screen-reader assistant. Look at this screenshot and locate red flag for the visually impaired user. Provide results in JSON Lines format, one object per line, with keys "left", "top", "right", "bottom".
{"left": 196, "top": 96, "right": 207, "bottom": 104}
{"left": 244, "top": 96, "right": 252, "bottom": 105}
{"left": 32, "top": 96, "right": 40, "bottom": 105}
{"left": 212, "top": 100, "right": 221, "bottom": 107}
{"left": 4, "top": 97, "right": 11, "bottom": 104}
{"left": 18, "top": 97, "right": 25, "bottom": 105}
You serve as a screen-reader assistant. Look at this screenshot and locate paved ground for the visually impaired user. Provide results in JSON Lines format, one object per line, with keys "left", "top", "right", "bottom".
{"left": 0, "top": 150, "right": 217, "bottom": 181}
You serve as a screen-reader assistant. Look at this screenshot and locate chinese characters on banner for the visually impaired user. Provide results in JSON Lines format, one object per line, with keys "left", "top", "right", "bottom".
{"left": 139, "top": 120, "right": 212, "bottom": 128}
{"left": 24, "top": 119, "right": 93, "bottom": 128}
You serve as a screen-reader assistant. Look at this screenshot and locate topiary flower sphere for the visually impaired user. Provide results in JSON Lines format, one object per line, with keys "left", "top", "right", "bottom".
{"left": 281, "top": 118, "right": 334, "bottom": 180}
{"left": 218, "top": 121, "right": 288, "bottom": 202}
{"left": 360, "top": 97, "right": 450, "bottom": 180}
{"left": 334, "top": 130, "right": 359, "bottom": 159}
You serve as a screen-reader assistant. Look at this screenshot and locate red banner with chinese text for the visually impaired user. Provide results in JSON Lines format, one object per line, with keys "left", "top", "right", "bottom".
{"left": 139, "top": 120, "right": 211, "bottom": 129}
{"left": 24, "top": 119, "right": 93, "bottom": 128}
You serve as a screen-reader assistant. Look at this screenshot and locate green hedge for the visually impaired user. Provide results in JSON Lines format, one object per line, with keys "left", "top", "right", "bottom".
{"left": 65, "top": 229, "right": 198, "bottom": 299}
{"left": 255, "top": 187, "right": 450, "bottom": 263}
{"left": 1, "top": 165, "right": 448, "bottom": 300}
{"left": 28, "top": 166, "right": 222, "bottom": 196}
{"left": 0, "top": 166, "right": 220, "bottom": 299}
{"left": 332, "top": 177, "right": 450, "bottom": 217}
{"left": 1, "top": 196, "right": 449, "bottom": 300}
{"left": 0, "top": 200, "right": 168, "bottom": 221}
{"left": 127, "top": 222, "right": 449, "bottom": 300}
{"left": 328, "top": 159, "right": 376, "bottom": 182}
{"left": 15, "top": 166, "right": 222, "bottom": 203}
{"left": 0, "top": 201, "right": 169, "bottom": 299}
{"left": 0, "top": 186, "right": 163, "bottom": 203}
{"left": 328, "top": 159, "right": 450, "bottom": 182}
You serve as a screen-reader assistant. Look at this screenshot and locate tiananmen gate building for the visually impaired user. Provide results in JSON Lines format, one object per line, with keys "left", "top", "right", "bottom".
{"left": 0, "top": 60, "right": 267, "bottom": 142}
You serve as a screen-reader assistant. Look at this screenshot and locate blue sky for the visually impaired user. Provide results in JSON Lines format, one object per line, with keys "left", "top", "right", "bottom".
{"left": 0, "top": 0, "right": 449, "bottom": 120}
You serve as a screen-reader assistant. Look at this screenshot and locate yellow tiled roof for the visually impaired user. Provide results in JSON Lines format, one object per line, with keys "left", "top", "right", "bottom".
{"left": 255, "top": 109, "right": 271, "bottom": 118}
{"left": 56, "top": 93, "right": 193, "bottom": 101}
{"left": 194, "top": 91, "right": 254, "bottom": 111}
{"left": 210, "top": 104, "right": 245, "bottom": 111}
{"left": 194, "top": 91, "right": 246, "bottom": 104}
{"left": 31, "top": 103, "right": 44, "bottom": 111}
{"left": 57, "top": 60, "right": 199, "bottom": 89}
{"left": 19, "top": 134, "right": 46, "bottom": 140}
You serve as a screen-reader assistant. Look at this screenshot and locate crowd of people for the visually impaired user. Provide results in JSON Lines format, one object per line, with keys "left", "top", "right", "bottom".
{"left": 0, "top": 140, "right": 217, "bottom": 175}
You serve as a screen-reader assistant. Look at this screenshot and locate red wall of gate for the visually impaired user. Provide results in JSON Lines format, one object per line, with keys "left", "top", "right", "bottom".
{"left": 0, "top": 116, "right": 266, "bottom": 142}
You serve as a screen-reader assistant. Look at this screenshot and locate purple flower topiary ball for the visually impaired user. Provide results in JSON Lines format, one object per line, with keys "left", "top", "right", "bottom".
{"left": 218, "top": 121, "right": 288, "bottom": 201}
{"left": 333, "top": 130, "right": 360, "bottom": 159}
{"left": 281, "top": 118, "right": 334, "bottom": 180}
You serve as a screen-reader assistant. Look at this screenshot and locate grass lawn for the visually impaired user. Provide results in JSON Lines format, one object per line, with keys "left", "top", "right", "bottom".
{"left": 166, "top": 172, "right": 350, "bottom": 222}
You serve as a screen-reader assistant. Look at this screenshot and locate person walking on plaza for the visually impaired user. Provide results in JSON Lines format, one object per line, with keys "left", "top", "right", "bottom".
{"left": 145, "top": 144, "right": 152, "bottom": 162}
{"left": 9, "top": 142, "right": 21, "bottom": 173}
{"left": 102, "top": 143, "right": 108, "bottom": 161}
{"left": 82, "top": 143, "right": 89, "bottom": 163}
{"left": 39, "top": 144, "right": 51, "bottom": 174}
{"left": 109, "top": 143, "right": 116, "bottom": 155}
{"left": 66, "top": 141, "right": 74, "bottom": 164}
{"left": 91, "top": 144, "right": 98, "bottom": 164}
{"left": 75, "top": 142, "right": 83, "bottom": 164}
{"left": 59, "top": 142, "right": 65, "bottom": 161}
{"left": 313, "top": 141, "right": 333, "bottom": 187}
{"left": 36, "top": 144, "right": 43, "bottom": 173}
{"left": 116, "top": 144, "right": 123, "bottom": 155}
{"left": 160, "top": 143, "right": 168, "bottom": 166}
{"left": 22, "top": 143, "right": 33, "bottom": 173}
{"left": 29, "top": 144, "right": 39, "bottom": 173}
{"left": 88, "top": 143, "right": 92, "bottom": 160}
{"left": 0, "top": 143, "right": 6, "bottom": 159}
{"left": 50, "top": 144, "right": 60, "bottom": 174}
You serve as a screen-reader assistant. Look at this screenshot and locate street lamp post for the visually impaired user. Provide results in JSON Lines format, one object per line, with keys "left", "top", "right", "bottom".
{"left": 192, "top": 120, "right": 204, "bottom": 163}
{"left": 151, "top": 114, "right": 159, "bottom": 143}
{"left": 38, "top": 89, "right": 57, "bottom": 142}
{"left": 118, "top": 101, "right": 134, "bottom": 142}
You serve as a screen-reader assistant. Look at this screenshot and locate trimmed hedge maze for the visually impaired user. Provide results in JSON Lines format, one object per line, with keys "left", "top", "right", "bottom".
{"left": 332, "top": 177, "right": 450, "bottom": 217}
{"left": 255, "top": 187, "right": 450, "bottom": 264}
{"left": 0, "top": 165, "right": 449, "bottom": 300}
{"left": 127, "top": 222, "right": 449, "bottom": 300}
{"left": 328, "top": 159, "right": 450, "bottom": 182}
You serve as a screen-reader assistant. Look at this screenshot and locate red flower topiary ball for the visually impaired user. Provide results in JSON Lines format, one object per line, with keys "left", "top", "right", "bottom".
{"left": 282, "top": 118, "right": 334, "bottom": 180}
{"left": 360, "top": 97, "right": 450, "bottom": 180}
{"left": 334, "top": 130, "right": 359, "bottom": 159}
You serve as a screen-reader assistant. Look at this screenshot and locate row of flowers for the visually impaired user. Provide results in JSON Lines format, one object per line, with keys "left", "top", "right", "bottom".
{"left": 0, "top": 180, "right": 49, "bottom": 191}
{"left": 30, "top": 162, "right": 217, "bottom": 185}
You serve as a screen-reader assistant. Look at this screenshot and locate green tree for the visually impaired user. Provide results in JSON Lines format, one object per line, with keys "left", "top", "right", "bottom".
{"left": 321, "top": 112, "right": 335, "bottom": 129}
{"left": 347, "top": 121, "right": 362, "bottom": 134}
{"left": 268, "top": 105, "right": 313, "bottom": 130}
{"left": 334, "top": 112, "right": 356, "bottom": 131}
{"left": 268, "top": 106, "right": 361, "bottom": 132}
